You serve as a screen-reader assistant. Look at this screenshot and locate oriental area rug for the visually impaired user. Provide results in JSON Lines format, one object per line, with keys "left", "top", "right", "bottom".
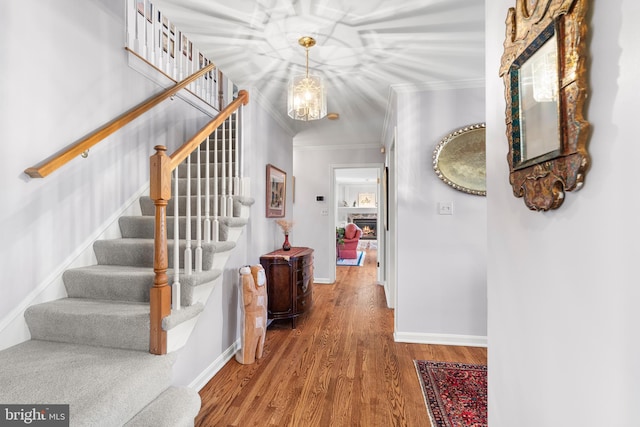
{"left": 414, "top": 360, "right": 487, "bottom": 427}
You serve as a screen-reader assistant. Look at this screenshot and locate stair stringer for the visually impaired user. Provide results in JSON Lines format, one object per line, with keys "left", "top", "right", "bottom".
{"left": 0, "top": 183, "right": 149, "bottom": 352}
{"left": 164, "top": 199, "right": 253, "bottom": 354}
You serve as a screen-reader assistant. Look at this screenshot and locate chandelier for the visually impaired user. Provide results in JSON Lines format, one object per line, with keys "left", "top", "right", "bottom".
{"left": 287, "top": 36, "right": 327, "bottom": 121}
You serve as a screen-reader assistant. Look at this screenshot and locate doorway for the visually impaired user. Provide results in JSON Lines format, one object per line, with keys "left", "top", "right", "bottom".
{"left": 332, "top": 165, "right": 384, "bottom": 283}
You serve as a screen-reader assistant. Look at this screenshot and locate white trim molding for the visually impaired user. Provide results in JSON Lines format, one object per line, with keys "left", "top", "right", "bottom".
{"left": 394, "top": 331, "right": 487, "bottom": 348}
{"left": 251, "top": 89, "right": 297, "bottom": 137}
{"left": 190, "top": 339, "right": 241, "bottom": 391}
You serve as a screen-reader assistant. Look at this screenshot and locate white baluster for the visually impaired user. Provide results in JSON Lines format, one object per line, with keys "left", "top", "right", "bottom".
{"left": 156, "top": 12, "right": 163, "bottom": 69}
{"left": 192, "top": 48, "right": 199, "bottom": 95}
{"left": 239, "top": 104, "right": 247, "bottom": 196}
{"left": 184, "top": 156, "right": 192, "bottom": 275}
{"left": 133, "top": 0, "right": 142, "bottom": 54}
{"left": 177, "top": 31, "right": 184, "bottom": 81}
{"left": 195, "top": 145, "right": 203, "bottom": 273}
{"left": 227, "top": 116, "right": 234, "bottom": 216}
{"left": 138, "top": 0, "right": 148, "bottom": 59}
{"left": 165, "top": 17, "right": 172, "bottom": 76}
{"left": 204, "top": 135, "right": 211, "bottom": 243}
{"left": 220, "top": 119, "right": 227, "bottom": 218}
{"left": 126, "top": 0, "right": 135, "bottom": 51}
{"left": 213, "top": 129, "right": 220, "bottom": 242}
{"left": 206, "top": 67, "right": 212, "bottom": 105}
{"left": 149, "top": 2, "right": 157, "bottom": 65}
{"left": 234, "top": 111, "right": 240, "bottom": 196}
{"left": 172, "top": 168, "right": 181, "bottom": 310}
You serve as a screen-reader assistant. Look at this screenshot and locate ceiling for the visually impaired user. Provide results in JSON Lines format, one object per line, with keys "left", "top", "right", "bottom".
{"left": 151, "top": 0, "right": 486, "bottom": 146}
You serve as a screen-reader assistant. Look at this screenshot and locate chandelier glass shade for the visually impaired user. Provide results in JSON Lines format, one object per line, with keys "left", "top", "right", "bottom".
{"left": 287, "top": 37, "right": 327, "bottom": 121}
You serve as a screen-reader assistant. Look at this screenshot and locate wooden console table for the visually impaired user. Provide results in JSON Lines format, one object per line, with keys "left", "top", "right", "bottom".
{"left": 260, "top": 247, "right": 313, "bottom": 328}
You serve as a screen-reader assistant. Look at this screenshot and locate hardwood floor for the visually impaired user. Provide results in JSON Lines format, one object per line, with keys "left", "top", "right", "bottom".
{"left": 196, "top": 249, "right": 487, "bottom": 426}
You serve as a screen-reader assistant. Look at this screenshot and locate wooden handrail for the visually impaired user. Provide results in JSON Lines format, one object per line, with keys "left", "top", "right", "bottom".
{"left": 24, "top": 63, "right": 216, "bottom": 179}
{"left": 148, "top": 89, "right": 249, "bottom": 355}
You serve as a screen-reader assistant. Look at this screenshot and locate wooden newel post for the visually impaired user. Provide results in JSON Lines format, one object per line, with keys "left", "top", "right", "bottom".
{"left": 149, "top": 145, "right": 172, "bottom": 355}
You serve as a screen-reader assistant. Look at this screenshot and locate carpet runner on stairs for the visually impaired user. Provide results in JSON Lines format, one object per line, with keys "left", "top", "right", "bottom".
{"left": 0, "top": 340, "right": 200, "bottom": 427}
{"left": 1, "top": 124, "right": 255, "bottom": 425}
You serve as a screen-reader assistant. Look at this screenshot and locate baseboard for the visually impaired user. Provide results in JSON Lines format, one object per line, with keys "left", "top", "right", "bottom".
{"left": 0, "top": 184, "right": 149, "bottom": 351}
{"left": 394, "top": 331, "right": 487, "bottom": 348}
{"left": 313, "top": 278, "right": 332, "bottom": 284}
{"left": 190, "top": 339, "right": 241, "bottom": 391}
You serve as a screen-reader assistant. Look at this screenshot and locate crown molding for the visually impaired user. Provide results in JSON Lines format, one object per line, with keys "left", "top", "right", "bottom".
{"left": 293, "top": 142, "right": 382, "bottom": 151}
{"left": 381, "top": 78, "right": 486, "bottom": 145}
{"left": 250, "top": 88, "right": 297, "bottom": 137}
{"left": 390, "top": 78, "right": 485, "bottom": 93}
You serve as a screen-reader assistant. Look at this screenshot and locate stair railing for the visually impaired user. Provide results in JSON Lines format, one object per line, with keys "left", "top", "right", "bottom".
{"left": 24, "top": 63, "right": 216, "bottom": 179}
{"left": 149, "top": 90, "right": 249, "bottom": 355}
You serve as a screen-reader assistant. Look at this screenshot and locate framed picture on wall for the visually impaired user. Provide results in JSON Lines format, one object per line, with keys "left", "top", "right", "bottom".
{"left": 358, "top": 192, "right": 376, "bottom": 208}
{"left": 266, "top": 164, "right": 287, "bottom": 218}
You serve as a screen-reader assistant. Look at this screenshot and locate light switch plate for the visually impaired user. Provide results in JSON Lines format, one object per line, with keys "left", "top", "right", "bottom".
{"left": 438, "top": 201, "right": 453, "bottom": 215}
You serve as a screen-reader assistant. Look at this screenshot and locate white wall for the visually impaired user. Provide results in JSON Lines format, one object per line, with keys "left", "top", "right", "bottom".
{"left": 394, "top": 86, "right": 487, "bottom": 345}
{"left": 293, "top": 146, "right": 384, "bottom": 283}
{"left": 487, "top": 1, "right": 640, "bottom": 425}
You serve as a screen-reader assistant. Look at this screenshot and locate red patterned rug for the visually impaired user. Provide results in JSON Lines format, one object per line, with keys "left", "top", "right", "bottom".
{"left": 414, "top": 360, "right": 487, "bottom": 427}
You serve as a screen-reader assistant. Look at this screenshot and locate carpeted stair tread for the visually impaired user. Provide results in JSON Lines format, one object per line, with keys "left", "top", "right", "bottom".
{"left": 119, "top": 215, "right": 230, "bottom": 241}
{"left": 64, "top": 265, "right": 223, "bottom": 305}
{"left": 0, "top": 340, "right": 176, "bottom": 426}
{"left": 234, "top": 195, "right": 255, "bottom": 207}
{"left": 25, "top": 298, "right": 150, "bottom": 351}
{"left": 220, "top": 216, "right": 249, "bottom": 228}
{"left": 163, "top": 303, "right": 205, "bottom": 331}
{"left": 124, "top": 386, "right": 201, "bottom": 427}
{"left": 93, "top": 238, "right": 234, "bottom": 270}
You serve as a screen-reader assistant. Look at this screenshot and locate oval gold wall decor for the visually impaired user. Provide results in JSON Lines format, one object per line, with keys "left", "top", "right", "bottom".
{"left": 432, "top": 123, "right": 486, "bottom": 196}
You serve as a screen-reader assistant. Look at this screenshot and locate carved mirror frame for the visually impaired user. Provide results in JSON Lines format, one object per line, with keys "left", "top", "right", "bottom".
{"left": 499, "top": 0, "right": 590, "bottom": 211}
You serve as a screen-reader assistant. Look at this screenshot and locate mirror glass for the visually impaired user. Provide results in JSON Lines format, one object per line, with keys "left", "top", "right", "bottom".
{"left": 519, "top": 33, "right": 560, "bottom": 161}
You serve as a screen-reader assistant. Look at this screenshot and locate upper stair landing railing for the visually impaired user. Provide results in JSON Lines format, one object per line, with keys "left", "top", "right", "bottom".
{"left": 126, "top": 0, "right": 226, "bottom": 109}
{"left": 149, "top": 90, "right": 249, "bottom": 355}
{"left": 24, "top": 63, "right": 216, "bottom": 179}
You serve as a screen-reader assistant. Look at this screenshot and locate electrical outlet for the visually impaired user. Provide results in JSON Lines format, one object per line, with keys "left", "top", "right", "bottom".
{"left": 438, "top": 201, "right": 453, "bottom": 215}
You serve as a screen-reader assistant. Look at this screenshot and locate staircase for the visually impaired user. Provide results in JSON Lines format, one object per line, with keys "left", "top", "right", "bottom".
{"left": 0, "top": 118, "right": 253, "bottom": 426}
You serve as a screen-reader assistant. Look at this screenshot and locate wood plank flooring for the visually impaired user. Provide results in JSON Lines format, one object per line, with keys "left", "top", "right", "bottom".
{"left": 196, "top": 249, "right": 487, "bottom": 426}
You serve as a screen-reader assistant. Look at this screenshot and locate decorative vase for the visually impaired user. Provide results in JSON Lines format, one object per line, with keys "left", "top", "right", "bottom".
{"left": 282, "top": 233, "right": 291, "bottom": 251}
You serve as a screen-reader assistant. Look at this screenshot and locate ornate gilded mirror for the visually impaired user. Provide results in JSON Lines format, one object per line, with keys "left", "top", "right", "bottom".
{"left": 433, "top": 123, "right": 486, "bottom": 196}
{"left": 499, "top": 0, "right": 590, "bottom": 211}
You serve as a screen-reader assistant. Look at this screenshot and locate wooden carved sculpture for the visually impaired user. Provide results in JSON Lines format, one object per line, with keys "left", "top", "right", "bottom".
{"left": 236, "top": 265, "right": 268, "bottom": 364}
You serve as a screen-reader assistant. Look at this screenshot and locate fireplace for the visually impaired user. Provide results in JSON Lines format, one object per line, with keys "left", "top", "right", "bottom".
{"left": 352, "top": 218, "right": 377, "bottom": 240}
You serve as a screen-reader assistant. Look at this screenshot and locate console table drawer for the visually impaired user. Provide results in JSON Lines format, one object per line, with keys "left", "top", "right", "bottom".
{"left": 260, "top": 247, "right": 314, "bottom": 329}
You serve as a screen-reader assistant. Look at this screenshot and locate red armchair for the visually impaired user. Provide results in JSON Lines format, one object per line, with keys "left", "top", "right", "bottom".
{"left": 338, "top": 223, "right": 362, "bottom": 259}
